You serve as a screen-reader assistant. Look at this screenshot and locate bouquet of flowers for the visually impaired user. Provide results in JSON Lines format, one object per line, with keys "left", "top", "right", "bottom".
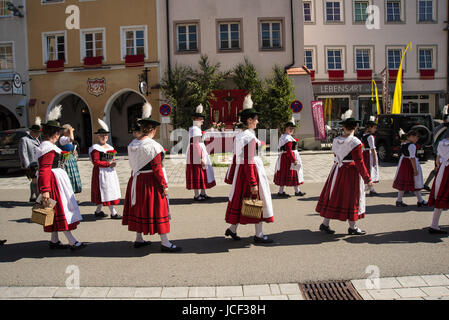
{"left": 105, "top": 149, "right": 117, "bottom": 162}
{"left": 211, "top": 122, "right": 226, "bottom": 131}
{"left": 58, "top": 151, "right": 71, "bottom": 168}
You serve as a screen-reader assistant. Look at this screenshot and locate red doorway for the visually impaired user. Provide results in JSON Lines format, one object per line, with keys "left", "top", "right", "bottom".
{"left": 209, "top": 90, "right": 248, "bottom": 127}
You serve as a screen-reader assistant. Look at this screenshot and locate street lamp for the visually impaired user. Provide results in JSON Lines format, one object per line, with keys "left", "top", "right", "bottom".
{"left": 7, "top": 2, "right": 24, "bottom": 18}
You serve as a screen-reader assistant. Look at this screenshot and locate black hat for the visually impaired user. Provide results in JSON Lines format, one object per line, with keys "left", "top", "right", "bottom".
{"left": 192, "top": 104, "right": 206, "bottom": 118}
{"left": 137, "top": 102, "right": 161, "bottom": 127}
{"left": 365, "top": 120, "right": 378, "bottom": 127}
{"left": 94, "top": 119, "right": 110, "bottom": 135}
{"left": 340, "top": 118, "right": 360, "bottom": 127}
{"left": 239, "top": 94, "right": 259, "bottom": 121}
{"left": 43, "top": 106, "right": 64, "bottom": 130}
{"left": 131, "top": 122, "right": 141, "bottom": 132}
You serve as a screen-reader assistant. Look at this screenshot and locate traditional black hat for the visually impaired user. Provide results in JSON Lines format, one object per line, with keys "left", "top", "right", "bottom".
{"left": 239, "top": 94, "right": 259, "bottom": 120}
{"left": 339, "top": 110, "right": 360, "bottom": 127}
{"left": 29, "top": 117, "right": 42, "bottom": 132}
{"left": 94, "top": 118, "right": 110, "bottom": 134}
{"left": 137, "top": 102, "right": 161, "bottom": 127}
{"left": 192, "top": 104, "right": 206, "bottom": 118}
{"left": 43, "top": 105, "right": 64, "bottom": 130}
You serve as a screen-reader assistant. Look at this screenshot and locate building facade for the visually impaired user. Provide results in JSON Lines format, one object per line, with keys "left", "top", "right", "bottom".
{"left": 303, "top": 0, "right": 448, "bottom": 126}
{"left": 0, "top": 0, "right": 29, "bottom": 130}
{"left": 26, "top": 0, "right": 161, "bottom": 153}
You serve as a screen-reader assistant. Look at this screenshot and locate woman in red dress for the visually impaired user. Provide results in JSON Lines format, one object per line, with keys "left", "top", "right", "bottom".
{"left": 186, "top": 104, "right": 216, "bottom": 201}
{"left": 122, "top": 103, "right": 181, "bottom": 252}
{"left": 274, "top": 117, "right": 305, "bottom": 197}
{"left": 89, "top": 119, "right": 122, "bottom": 220}
{"left": 36, "top": 105, "right": 85, "bottom": 250}
{"left": 316, "top": 113, "right": 372, "bottom": 235}
{"left": 427, "top": 137, "right": 449, "bottom": 234}
{"left": 225, "top": 95, "right": 274, "bottom": 244}
{"left": 361, "top": 119, "right": 380, "bottom": 196}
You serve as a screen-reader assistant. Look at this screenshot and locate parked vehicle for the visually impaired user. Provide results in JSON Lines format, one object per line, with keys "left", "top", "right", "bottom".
{"left": 374, "top": 114, "right": 435, "bottom": 162}
{"left": 0, "top": 128, "right": 29, "bottom": 174}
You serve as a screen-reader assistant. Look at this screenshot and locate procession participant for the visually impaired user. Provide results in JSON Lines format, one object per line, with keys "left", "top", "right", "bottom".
{"left": 58, "top": 124, "right": 82, "bottom": 194}
{"left": 224, "top": 122, "right": 243, "bottom": 185}
{"left": 393, "top": 130, "right": 427, "bottom": 207}
{"left": 36, "top": 105, "right": 85, "bottom": 250}
{"left": 316, "top": 110, "right": 372, "bottom": 235}
{"left": 122, "top": 102, "right": 181, "bottom": 252}
{"left": 225, "top": 94, "right": 274, "bottom": 244}
{"left": 361, "top": 118, "right": 380, "bottom": 196}
{"left": 274, "top": 116, "right": 305, "bottom": 197}
{"left": 19, "top": 117, "right": 41, "bottom": 202}
{"left": 132, "top": 123, "right": 142, "bottom": 139}
{"left": 186, "top": 104, "right": 216, "bottom": 201}
{"left": 88, "top": 119, "right": 121, "bottom": 220}
{"left": 427, "top": 136, "right": 449, "bottom": 234}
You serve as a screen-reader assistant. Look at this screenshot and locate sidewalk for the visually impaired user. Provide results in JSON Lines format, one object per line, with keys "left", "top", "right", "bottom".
{"left": 1, "top": 275, "right": 449, "bottom": 300}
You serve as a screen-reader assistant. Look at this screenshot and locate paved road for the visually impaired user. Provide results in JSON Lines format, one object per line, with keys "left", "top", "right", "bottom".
{"left": 0, "top": 181, "right": 447, "bottom": 288}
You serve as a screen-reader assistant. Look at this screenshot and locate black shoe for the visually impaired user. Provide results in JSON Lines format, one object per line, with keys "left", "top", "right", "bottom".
{"left": 254, "top": 236, "right": 274, "bottom": 244}
{"left": 49, "top": 241, "right": 70, "bottom": 250}
{"left": 369, "top": 191, "right": 379, "bottom": 197}
{"left": 111, "top": 214, "right": 122, "bottom": 220}
{"left": 70, "top": 242, "right": 87, "bottom": 251}
{"left": 424, "top": 186, "right": 431, "bottom": 192}
{"left": 429, "top": 228, "right": 448, "bottom": 235}
{"left": 201, "top": 195, "right": 211, "bottom": 200}
{"left": 29, "top": 197, "right": 37, "bottom": 203}
{"left": 295, "top": 192, "right": 306, "bottom": 197}
{"left": 417, "top": 201, "right": 428, "bottom": 208}
{"left": 194, "top": 196, "right": 206, "bottom": 202}
{"left": 319, "top": 224, "right": 335, "bottom": 234}
{"left": 0, "top": 240, "right": 7, "bottom": 246}
{"left": 277, "top": 192, "right": 290, "bottom": 198}
{"left": 94, "top": 211, "right": 108, "bottom": 218}
{"left": 396, "top": 201, "right": 407, "bottom": 207}
{"left": 161, "top": 244, "right": 182, "bottom": 253}
{"left": 348, "top": 228, "right": 366, "bottom": 236}
{"left": 134, "top": 241, "right": 152, "bottom": 248}
{"left": 225, "top": 228, "right": 241, "bottom": 241}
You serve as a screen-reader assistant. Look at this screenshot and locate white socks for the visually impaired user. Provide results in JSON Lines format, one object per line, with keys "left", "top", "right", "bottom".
{"left": 135, "top": 233, "right": 144, "bottom": 243}
{"left": 63, "top": 231, "right": 79, "bottom": 246}
{"left": 349, "top": 221, "right": 361, "bottom": 231}
{"left": 160, "top": 234, "right": 175, "bottom": 248}
{"left": 255, "top": 223, "right": 266, "bottom": 239}
{"left": 194, "top": 189, "right": 200, "bottom": 198}
{"left": 201, "top": 189, "right": 206, "bottom": 196}
{"left": 95, "top": 205, "right": 103, "bottom": 213}
{"left": 322, "top": 218, "right": 330, "bottom": 227}
{"left": 279, "top": 186, "right": 285, "bottom": 193}
{"left": 51, "top": 232, "right": 59, "bottom": 244}
{"left": 415, "top": 191, "right": 424, "bottom": 203}
{"left": 109, "top": 205, "right": 118, "bottom": 216}
{"left": 431, "top": 209, "right": 443, "bottom": 230}
{"left": 229, "top": 224, "right": 238, "bottom": 233}
{"left": 397, "top": 191, "right": 405, "bottom": 202}
{"left": 294, "top": 186, "right": 300, "bottom": 193}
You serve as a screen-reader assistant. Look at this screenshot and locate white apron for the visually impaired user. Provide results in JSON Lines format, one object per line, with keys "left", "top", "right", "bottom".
{"left": 275, "top": 134, "right": 304, "bottom": 183}
{"left": 366, "top": 135, "right": 380, "bottom": 183}
{"left": 187, "top": 126, "right": 215, "bottom": 184}
{"left": 229, "top": 130, "right": 274, "bottom": 219}
{"left": 36, "top": 141, "right": 82, "bottom": 225}
{"left": 434, "top": 140, "right": 449, "bottom": 198}
{"left": 89, "top": 144, "right": 121, "bottom": 203}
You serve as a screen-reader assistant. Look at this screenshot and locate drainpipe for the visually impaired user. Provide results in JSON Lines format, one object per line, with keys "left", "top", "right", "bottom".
{"left": 166, "top": 0, "right": 175, "bottom": 125}
{"left": 447, "top": 4, "right": 449, "bottom": 109}
{"left": 284, "top": 0, "right": 295, "bottom": 72}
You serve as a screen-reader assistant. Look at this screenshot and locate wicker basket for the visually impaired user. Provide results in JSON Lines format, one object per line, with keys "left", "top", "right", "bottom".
{"left": 241, "top": 197, "right": 264, "bottom": 219}
{"left": 31, "top": 204, "right": 55, "bottom": 227}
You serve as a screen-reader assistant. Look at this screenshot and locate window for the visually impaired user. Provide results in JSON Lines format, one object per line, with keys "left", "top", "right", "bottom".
{"left": 418, "top": 0, "right": 434, "bottom": 22}
{"left": 176, "top": 24, "right": 198, "bottom": 52}
{"left": 219, "top": 22, "right": 240, "bottom": 51}
{"left": 0, "top": 43, "right": 13, "bottom": 71}
{"left": 304, "top": 49, "right": 314, "bottom": 70}
{"left": 354, "top": 1, "right": 369, "bottom": 22}
{"left": 325, "top": 1, "right": 341, "bottom": 22}
{"left": 44, "top": 33, "right": 66, "bottom": 62}
{"left": 304, "top": 1, "right": 312, "bottom": 22}
{"left": 387, "top": 49, "right": 402, "bottom": 69}
{"left": 355, "top": 49, "right": 370, "bottom": 69}
{"left": 82, "top": 29, "right": 105, "bottom": 60}
{"left": 419, "top": 48, "right": 433, "bottom": 69}
{"left": 120, "top": 26, "right": 148, "bottom": 59}
{"left": 260, "top": 21, "right": 282, "bottom": 50}
{"left": 327, "top": 49, "right": 342, "bottom": 70}
{"left": 0, "top": 0, "right": 10, "bottom": 17}
{"left": 386, "top": 0, "right": 402, "bottom": 22}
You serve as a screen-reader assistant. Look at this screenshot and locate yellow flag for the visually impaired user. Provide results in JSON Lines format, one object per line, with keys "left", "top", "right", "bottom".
{"left": 371, "top": 80, "right": 381, "bottom": 115}
{"left": 392, "top": 42, "right": 412, "bottom": 114}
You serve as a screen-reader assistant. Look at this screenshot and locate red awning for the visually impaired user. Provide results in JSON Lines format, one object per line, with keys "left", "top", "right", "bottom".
{"left": 125, "top": 54, "right": 145, "bottom": 68}
{"left": 46, "top": 60, "right": 64, "bottom": 73}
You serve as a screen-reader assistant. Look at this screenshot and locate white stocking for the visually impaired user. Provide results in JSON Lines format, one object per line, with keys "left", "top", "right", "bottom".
{"left": 229, "top": 224, "right": 238, "bottom": 233}
{"left": 109, "top": 205, "right": 118, "bottom": 216}
{"left": 201, "top": 189, "right": 206, "bottom": 196}
{"left": 322, "top": 218, "right": 330, "bottom": 227}
{"left": 135, "top": 233, "right": 144, "bottom": 243}
{"left": 415, "top": 191, "right": 424, "bottom": 203}
{"left": 51, "top": 232, "right": 59, "bottom": 244}
{"left": 431, "top": 209, "right": 443, "bottom": 230}
{"left": 279, "top": 186, "right": 285, "bottom": 193}
{"left": 397, "top": 191, "right": 405, "bottom": 202}
{"left": 294, "top": 186, "right": 300, "bottom": 193}
{"left": 160, "top": 234, "right": 175, "bottom": 248}
{"left": 255, "top": 223, "right": 265, "bottom": 239}
{"left": 95, "top": 204, "right": 103, "bottom": 213}
{"left": 63, "top": 231, "right": 78, "bottom": 246}
{"left": 194, "top": 189, "right": 200, "bottom": 198}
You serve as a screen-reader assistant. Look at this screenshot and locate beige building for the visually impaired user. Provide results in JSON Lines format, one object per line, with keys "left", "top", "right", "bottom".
{"left": 26, "top": 0, "right": 161, "bottom": 153}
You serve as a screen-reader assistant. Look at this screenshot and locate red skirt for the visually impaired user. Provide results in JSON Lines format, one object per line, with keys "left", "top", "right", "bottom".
{"left": 91, "top": 166, "right": 120, "bottom": 206}
{"left": 39, "top": 173, "right": 80, "bottom": 233}
{"left": 185, "top": 164, "right": 216, "bottom": 190}
{"left": 316, "top": 163, "right": 365, "bottom": 222}
{"left": 363, "top": 150, "right": 371, "bottom": 178}
{"left": 225, "top": 165, "right": 274, "bottom": 225}
{"left": 429, "top": 165, "right": 449, "bottom": 209}
{"left": 224, "top": 155, "right": 236, "bottom": 185}
{"left": 393, "top": 158, "right": 419, "bottom": 192}
{"left": 273, "top": 153, "right": 302, "bottom": 186}
{"left": 122, "top": 172, "right": 170, "bottom": 235}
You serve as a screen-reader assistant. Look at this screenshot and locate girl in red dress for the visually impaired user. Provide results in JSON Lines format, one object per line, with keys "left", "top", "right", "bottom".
{"left": 427, "top": 137, "right": 449, "bottom": 234}
{"left": 186, "top": 104, "right": 216, "bottom": 201}
{"left": 316, "top": 112, "right": 372, "bottom": 235}
{"left": 122, "top": 103, "right": 181, "bottom": 252}
{"left": 225, "top": 95, "right": 274, "bottom": 244}
{"left": 361, "top": 119, "right": 380, "bottom": 196}
{"left": 36, "top": 105, "right": 85, "bottom": 250}
{"left": 89, "top": 119, "right": 122, "bottom": 219}
{"left": 393, "top": 130, "right": 426, "bottom": 207}
{"left": 274, "top": 117, "right": 305, "bottom": 197}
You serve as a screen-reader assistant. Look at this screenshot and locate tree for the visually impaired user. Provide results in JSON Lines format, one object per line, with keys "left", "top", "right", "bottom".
{"left": 263, "top": 65, "right": 296, "bottom": 130}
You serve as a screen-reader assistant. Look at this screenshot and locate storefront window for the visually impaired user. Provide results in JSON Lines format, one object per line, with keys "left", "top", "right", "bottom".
{"left": 322, "top": 97, "right": 350, "bottom": 127}
{"left": 359, "top": 97, "right": 383, "bottom": 125}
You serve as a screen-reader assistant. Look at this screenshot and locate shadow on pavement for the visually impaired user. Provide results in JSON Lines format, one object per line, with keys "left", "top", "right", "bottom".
{"left": 344, "top": 226, "right": 449, "bottom": 245}
{"left": 366, "top": 204, "right": 434, "bottom": 214}
{"left": 0, "top": 201, "right": 33, "bottom": 209}
{"left": 77, "top": 200, "right": 125, "bottom": 207}
{"left": 169, "top": 197, "right": 229, "bottom": 205}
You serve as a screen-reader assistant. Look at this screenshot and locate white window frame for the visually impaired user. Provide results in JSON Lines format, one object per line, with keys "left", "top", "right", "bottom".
{"left": 259, "top": 20, "right": 283, "bottom": 50}
{"left": 218, "top": 22, "right": 241, "bottom": 51}
{"left": 0, "top": 41, "right": 15, "bottom": 72}
{"left": 417, "top": 0, "right": 437, "bottom": 23}
{"left": 417, "top": 45, "right": 437, "bottom": 71}
{"left": 0, "top": 0, "right": 12, "bottom": 17}
{"left": 80, "top": 28, "right": 106, "bottom": 62}
{"left": 354, "top": 46, "right": 374, "bottom": 71}
{"left": 352, "top": 0, "right": 372, "bottom": 24}
{"left": 385, "top": 0, "right": 405, "bottom": 23}
{"left": 176, "top": 23, "right": 199, "bottom": 52}
{"left": 120, "top": 25, "right": 148, "bottom": 61}
{"left": 386, "top": 45, "right": 407, "bottom": 71}
{"left": 324, "top": 0, "right": 345, "bottom": 24}
{"left": 303, "top": 0, "right": 316, "bottom": 24}
{"left": 325, "top": 46, "right": 345, "bottom": 71}
{"left": 304, "top": 47, "right": 317, "bottom": 71}
{"left": 42, "top": 31, "right": 67, "bottom": 65}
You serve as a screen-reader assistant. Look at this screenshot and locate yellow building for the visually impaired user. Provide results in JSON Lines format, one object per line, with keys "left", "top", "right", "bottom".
{"left": 26, "top": 0, "right": 161, "bottom": 153}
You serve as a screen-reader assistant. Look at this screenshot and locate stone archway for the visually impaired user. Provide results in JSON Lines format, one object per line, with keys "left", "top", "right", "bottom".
{"left": 0, "top": 105, "right": 20, "bottom": 131}
{"left": 47, "top": 92, "right": 93, "bottom": 154}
